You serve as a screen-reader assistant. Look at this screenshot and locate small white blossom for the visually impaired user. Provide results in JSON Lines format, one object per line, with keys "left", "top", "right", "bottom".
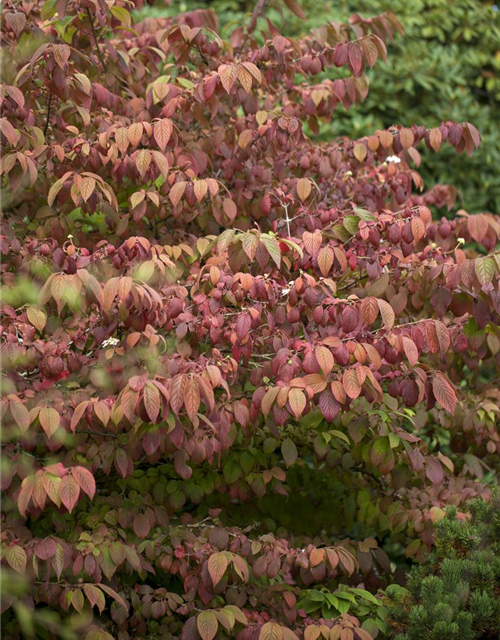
{"left": 386, "top": 155, "right": 401, "bottom": 164}
{"left": 102, "top": 337, "right": 120, "bottom": 348}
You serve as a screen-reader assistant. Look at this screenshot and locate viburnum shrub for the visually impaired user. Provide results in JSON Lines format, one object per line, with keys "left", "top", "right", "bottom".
{"left": 1, "top": 0, "right": 500, "bottom": 639}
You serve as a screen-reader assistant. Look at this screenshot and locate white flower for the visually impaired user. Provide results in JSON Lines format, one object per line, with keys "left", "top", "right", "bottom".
{"left": 102, "top": 337, "right": 120, "bottom": 348}
{"left": 386, "top": 155, "right": 401, "bottom": 164}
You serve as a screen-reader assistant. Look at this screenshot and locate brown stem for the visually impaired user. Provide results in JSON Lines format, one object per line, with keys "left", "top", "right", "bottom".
{"left": 43, "top": 91, "right": 52, "bottom": 138}
{"left": 86, "top": 7, "right": 108, "bottom": 72}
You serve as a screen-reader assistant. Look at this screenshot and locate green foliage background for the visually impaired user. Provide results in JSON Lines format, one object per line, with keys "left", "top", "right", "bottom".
{"left": 140, "top": 0, "right": 500, "bottom": 215}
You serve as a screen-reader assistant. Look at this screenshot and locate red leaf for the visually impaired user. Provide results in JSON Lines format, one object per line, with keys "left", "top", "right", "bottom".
{"left": 133, "top": 513, "right": 151, "bottom": 539}
{"left": 425, "top": 457, "right": 444, "bottom": 485}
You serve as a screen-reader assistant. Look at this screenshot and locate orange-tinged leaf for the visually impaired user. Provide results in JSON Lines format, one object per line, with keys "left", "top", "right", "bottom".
{"left": 304, "top": 627, "right": 321, "bottom": 640}
{"left": 115, "top": 127, "right": 129, "bottom": 154}
{"left": 238, "top": 129, "right": 253, "bottom": 149}
{"left": 128, "top": 122, "right": 143, "bottom": 147}
{"left": 152, "top": 150, "right": 169, "bottom": 178}
{"left": 259, "top": 622, "right": 283, "bottom": 640}
{"left": 429, "top": 128, "right": 442, "bottom": 152}
{"left": 59, "top": 474, "right": 80, "bottom": 513}
{"left": 353, "top": 142, "right": 367, "bottom": 162}
{"left": 94, "top": 401, "right": 110, "bottom": 427}
{"left": 154, "top": 118, "right": 173, "bottom": 151}
{"left": 379, "top": 130, "right": 393, "bottom": 148}
{"left": 218, "top": 64, "right": 238, "bottom": 93}
{"left": 26, "top": 306, "right": 47, "bottom": 332}
{"left": 39, "top": 407, "right": 60, "bottom": 438}
{"left": 10, "top": 401, "right": 30, "bottom": 432}
{"left": 433, "top": 372, "right": 457, "bottom": 414}
{"left": 297, "top": 178, "right": 312, "bottom": 201}
{"left": 242, "top": 232, "right": 259, "bottom": 261}
{"left": 184, "top": 377, "right": 200, "bottom": 420}
{"left": 400, "top": 127, "right": 414, "bottom": 149}
{"left": 288, "top": 388, "right": 306, "bottom": 418}
{"left": 302, "top": 373, "right": 328, "bottom": 394}
{"left": 310, "top": 548, "right": 325, "bottom": 566}
{"left": 80, "top": 177, "right": 96, "bottom": 202}
{"left": 411, "top": 217, "right": 426, "bottom": 243}
{"left": 71, "top": 466, "right": 96, "bottom": 500}
{"left": 71, "top": 401, "right": 90, "bottom": 434}
{"left": 262, "top": 386, "right": 279, "bottom": 416}
{"left": 135, "top": 149, "right": 151, "bottom": 177}
{"left": 194, "top": 180, "right": 208, "bottom": 202}
{"left": 468, "top": 214, "right": 488, "bottom": 243}
{"left": 331, "top": 380, "right": 347, "bottom": 404}
{"left": 47, "top": 174, "right": 70, "bottom": 206}
{"left": 18, "top": 475, "right": 35, "bottom": 517}
{"left": 315, "top": 345, "right": 334, "bottom": 375}
{"left": 208, "top": 552, "right": 228, "bottom": 586}
{"left": 360, "top": 296, "right": 379, "bottom": 325}
{"left": 343, "top": 369, "right": 361, "bottom": 399}
{"left": 143, "top": 381, "right": 161, "bottom": 422}
{"left": 317, "top": 246, "right": 333, "bottom": 277}
{"left": 378, "top": 299, "right": 395, "bottom": 329}
{"left": 237, "top": 65, "right": 253, "bottom": 93}
{"left": 303, "top": 230, "right": 323, "bottom": 256}
{"left": 169, "top": 181, "right": 186, "bottom": 206}
{"left": 402, "top": 336, "right": 419, "bottom": 367}
{"left": 363, "top": 343, "right": 382, "bottom": 369}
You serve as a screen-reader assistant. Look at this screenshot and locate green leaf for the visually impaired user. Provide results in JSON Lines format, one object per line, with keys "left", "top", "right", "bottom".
{"left": 260, "top": 234, "right": 281, "bottom": 268}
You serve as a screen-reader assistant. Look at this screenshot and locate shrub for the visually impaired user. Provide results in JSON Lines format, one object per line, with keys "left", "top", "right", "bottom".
{"left": 387, "top": 498, "right": 500, "bottom": 640}
{"left": 1, "top": 1, "right": 500, "bottom": 640}
{"left": 142, "top": 0, "right": 500, "bottom": 214}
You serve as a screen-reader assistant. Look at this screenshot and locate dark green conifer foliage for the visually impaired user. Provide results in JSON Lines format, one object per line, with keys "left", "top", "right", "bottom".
{"left": 388, "top": 498, "right": 500, "bottom": 640}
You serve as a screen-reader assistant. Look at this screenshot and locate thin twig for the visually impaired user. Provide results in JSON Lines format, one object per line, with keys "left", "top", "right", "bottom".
{"left": 86, "top": 7, "right": 107, "bottom": 72}
{"left": 43, "top": 91, "right": 52, "bottom": 138}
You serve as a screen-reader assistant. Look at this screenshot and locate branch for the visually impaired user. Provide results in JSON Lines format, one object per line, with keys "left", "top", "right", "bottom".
{"left": 86, "top": 7, "right": 108, "bottom": 72}
{"left": 43, "top": 91, "right": 52, "bottom": 138}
